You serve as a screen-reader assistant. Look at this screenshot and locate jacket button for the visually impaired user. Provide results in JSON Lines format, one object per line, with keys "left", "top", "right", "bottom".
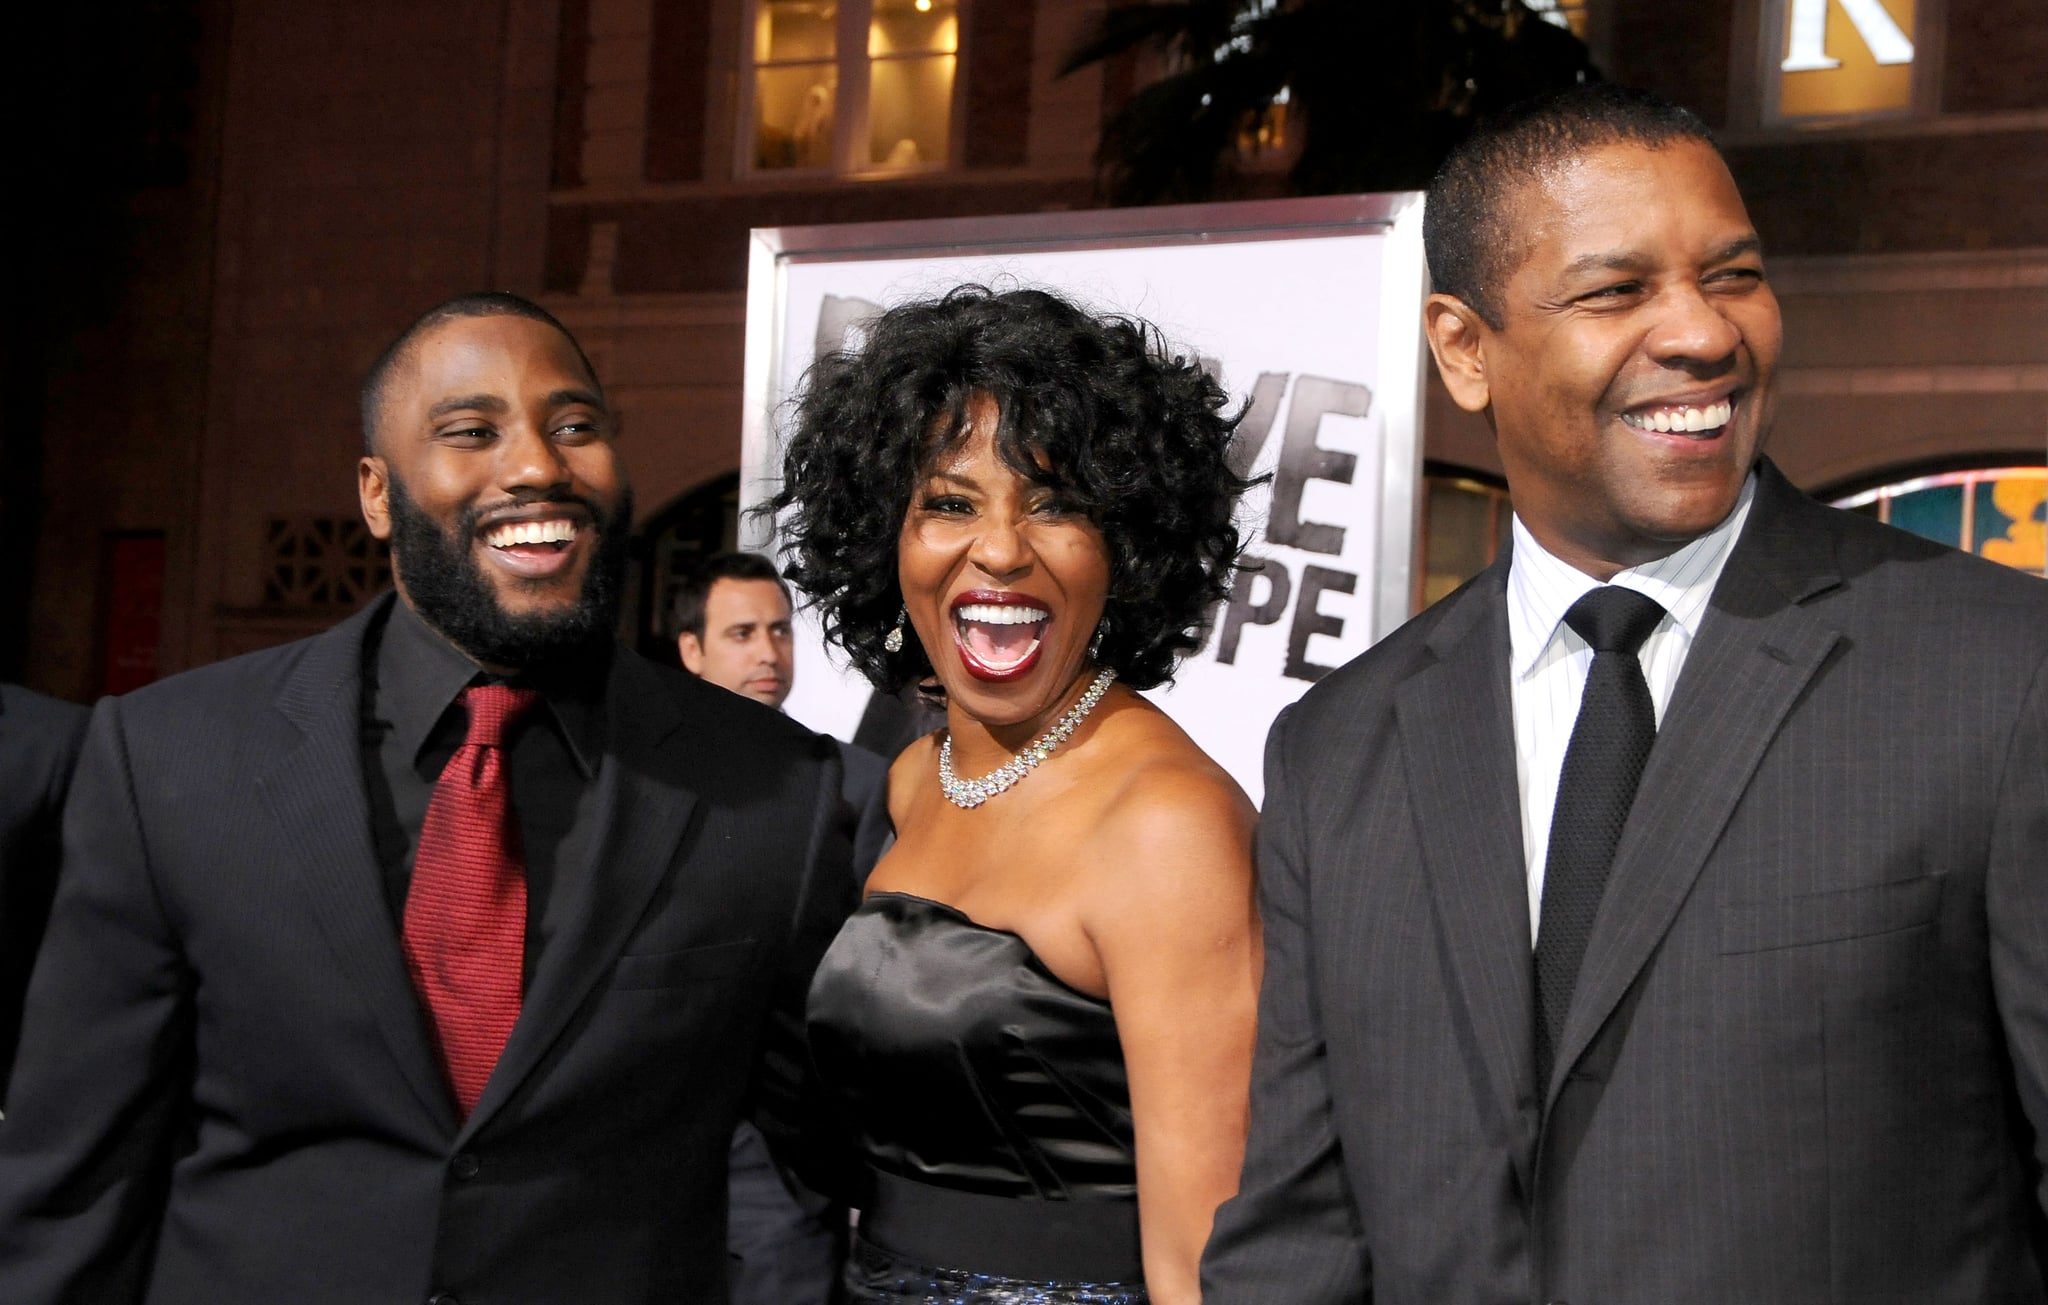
{"left": 450, "top": 1152, "right": 480, "bottom": 1180}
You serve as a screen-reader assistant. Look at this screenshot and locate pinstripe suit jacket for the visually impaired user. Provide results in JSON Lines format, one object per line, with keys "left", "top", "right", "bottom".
{"left": 1203, "top": 460, "right": 2048, "bottom": 1304}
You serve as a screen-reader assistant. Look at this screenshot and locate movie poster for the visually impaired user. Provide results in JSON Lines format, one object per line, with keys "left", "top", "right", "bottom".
{"left": 741, "top": 196, "right": 1427, "bottom": 804}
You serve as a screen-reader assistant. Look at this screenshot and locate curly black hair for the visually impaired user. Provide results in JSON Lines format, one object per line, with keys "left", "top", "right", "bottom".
{"left": 770, "top": 284, "right": 1254, "bottom": 694}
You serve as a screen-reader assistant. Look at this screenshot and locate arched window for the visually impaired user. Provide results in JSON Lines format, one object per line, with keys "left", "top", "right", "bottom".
{"left": 1830, "top": 465, "right": 2047, "bottom": 577}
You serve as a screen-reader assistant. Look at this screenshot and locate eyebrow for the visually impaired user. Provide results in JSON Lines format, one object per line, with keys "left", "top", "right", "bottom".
{"left": 1708, "top": 235, "right": 1765, "bottom": 263}
{"left": 1559, "top": 234, "right": 1764, "bottom": 282}
{"left": 427, "top": 393, "right": 509, "bottom": 420}
{"left": 425, "top": 388, "right": 609, "bottom": 422}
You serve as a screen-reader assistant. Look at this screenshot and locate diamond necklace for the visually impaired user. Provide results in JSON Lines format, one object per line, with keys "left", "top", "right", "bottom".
{"left": 938, "top": 667, "right": 1117, "bottom": 809}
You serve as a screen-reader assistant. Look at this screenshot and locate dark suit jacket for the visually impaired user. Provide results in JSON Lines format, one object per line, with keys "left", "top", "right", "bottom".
{"left": 837, "top": 738, "right": 892, "bottom": 881}
{"left": 1203, "top": 461, "right": 2048, "bottom": 1304}
{"left": 0, "top": 594, "right": 855, "bottom": 1304}
{"left": 0, "top": 686, "right": 90, "bottom": 1102}
{"left": 722, "top": 737, "right": 889, "bottom": 1305}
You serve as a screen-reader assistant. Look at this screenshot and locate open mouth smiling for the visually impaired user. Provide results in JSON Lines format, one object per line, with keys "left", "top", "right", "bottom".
{"left": 1620, "top": 397, "right": 1734, "bottom": 438}
{"left": 951, "top": 591, "right": 1051, "bottom": 682}
{"left": 478, "top": 514, "right": 584, "bottom": 578}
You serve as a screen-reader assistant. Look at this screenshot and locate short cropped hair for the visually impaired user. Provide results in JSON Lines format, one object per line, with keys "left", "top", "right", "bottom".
{"left": 1424, "top": 83, "right": 1716, "bottom": 328}
{"left": 359, "top": 291, "right": 601, "bottom": 451}
{"left": 671, "top": 551, "right": 792, "bottom": 640}
{"left": 770, "top": 284, "right": 1253, "bottom": 694}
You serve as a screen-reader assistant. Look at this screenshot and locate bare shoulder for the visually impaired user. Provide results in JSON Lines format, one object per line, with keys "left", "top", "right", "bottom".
{"left": 1077, "top": 701, "right": 1257, "bottom": 945}
{"left": 1093, "top": 701, "right": 1255, "bottom": 852}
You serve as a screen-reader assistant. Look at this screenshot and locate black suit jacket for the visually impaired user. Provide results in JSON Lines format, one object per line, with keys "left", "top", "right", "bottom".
{"left": 0, "top": 594, "right": 855, "bottom": 1303}
{"left": 1203, "top": 462, "right": 2048, "bottom": 1303}
{"left": 0, "top": 685, "right": 89, "bottom": 1102}
{"left": 836, "top": 738, "right": 892, "bottom": 881}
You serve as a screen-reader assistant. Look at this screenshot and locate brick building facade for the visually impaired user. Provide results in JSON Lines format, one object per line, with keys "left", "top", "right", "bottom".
{"left": 21, "top": 0, "right": 2047, "bottom": 700}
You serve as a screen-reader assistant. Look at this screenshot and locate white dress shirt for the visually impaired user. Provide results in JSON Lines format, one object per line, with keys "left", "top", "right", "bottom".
{"left": 1507, "top": 473, "right": 1757, "bottom": 944}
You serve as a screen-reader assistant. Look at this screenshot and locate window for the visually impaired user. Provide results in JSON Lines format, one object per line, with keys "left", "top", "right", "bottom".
{"left": 1759, "top": 0, "right": 1926, "bottom": 124}
{"left": 1831, "top": 466, "right": 2047, "bottom": 577}
{"left": 747, "top": 0, "right": 960, "bottom": 176}
{"left": 1418, "top": 469, "right": 1514, "bottom": 611}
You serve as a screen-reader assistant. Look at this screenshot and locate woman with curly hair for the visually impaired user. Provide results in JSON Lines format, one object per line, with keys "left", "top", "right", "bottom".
{"left": 775, "top": 285, "right": 1261, "bottom": 1305}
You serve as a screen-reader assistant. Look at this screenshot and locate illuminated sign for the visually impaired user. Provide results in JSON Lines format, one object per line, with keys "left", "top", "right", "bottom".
{"left": 1774, "top": 0, "right": 1917, "bottom": 119}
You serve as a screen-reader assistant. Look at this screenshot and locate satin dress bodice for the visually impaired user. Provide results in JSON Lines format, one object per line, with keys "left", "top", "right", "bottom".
{"left": 808, "top": 891, "right": 1146, "bottom": 1301}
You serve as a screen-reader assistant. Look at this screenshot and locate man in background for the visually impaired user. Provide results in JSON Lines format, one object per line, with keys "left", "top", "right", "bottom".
{"left": 675, "top": 551, "right": 892, "bottom": 874}
{"left": 674, "top": 549, "right": 891, "bottom": 1305}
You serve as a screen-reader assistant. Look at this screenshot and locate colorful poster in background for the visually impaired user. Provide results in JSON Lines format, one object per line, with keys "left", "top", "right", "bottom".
{"left": 740, "top": 197, "right": 1428, "bottom": 804}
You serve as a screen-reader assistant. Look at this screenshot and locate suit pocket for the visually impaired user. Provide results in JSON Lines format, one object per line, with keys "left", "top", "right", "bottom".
{"left": 1720, "top": 875, "right": 1942, "bottom": 955}
{"left": 611, "top": 938, "right": 758, "bottom": 990}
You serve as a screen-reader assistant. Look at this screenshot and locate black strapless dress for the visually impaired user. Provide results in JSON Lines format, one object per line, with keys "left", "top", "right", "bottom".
{"left": 808, "top": 891, "right": 1148, "bottom": 1304}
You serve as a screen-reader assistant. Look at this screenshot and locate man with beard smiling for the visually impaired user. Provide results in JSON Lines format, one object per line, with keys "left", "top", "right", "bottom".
{"left": 0, "top": 292, "right": 855, "bottom": 1304}
{"left": 1203, "top": 86, "right": 2048, "bottom": 1303}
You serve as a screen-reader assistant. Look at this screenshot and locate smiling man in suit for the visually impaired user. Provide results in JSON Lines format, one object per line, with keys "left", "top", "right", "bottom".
{"left": 0, "top": 291, "right": 854, "bottom": 1303}
{"left": 1202, "top": 85, "right": 2048, "bottom": 1303}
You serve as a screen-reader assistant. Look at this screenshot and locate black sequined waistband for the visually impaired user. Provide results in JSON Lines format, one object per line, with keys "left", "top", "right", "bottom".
{"left": 861, "top": 1170, "right": 1145, "bottom": 1284}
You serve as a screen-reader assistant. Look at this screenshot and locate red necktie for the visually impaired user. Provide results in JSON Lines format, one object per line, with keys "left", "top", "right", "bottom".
{"left": 402, "top": 683, "right": 540, "bottom": 1117}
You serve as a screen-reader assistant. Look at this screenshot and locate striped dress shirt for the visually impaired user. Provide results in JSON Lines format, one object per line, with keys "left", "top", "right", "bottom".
{"left": 1506, "top": 473, "right": 1757, "bottom": 943}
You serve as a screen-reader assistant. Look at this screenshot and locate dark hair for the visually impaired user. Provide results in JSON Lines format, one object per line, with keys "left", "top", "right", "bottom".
{"left": 670, "top": 551, "right": 792, "bottom": 640}
{"left": 360, "top": 291, "right": 602, "bottom": 451}
{"left": 1424, "top": 84, "right": 1717, "bottom": 328}
{"left": 770, "top": 284, "right": 1253, "bottom": 694}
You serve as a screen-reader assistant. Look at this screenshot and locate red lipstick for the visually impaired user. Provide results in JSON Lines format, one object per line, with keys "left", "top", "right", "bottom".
{"left": 948, "top": 590, "right": 1052, "bottom": 683}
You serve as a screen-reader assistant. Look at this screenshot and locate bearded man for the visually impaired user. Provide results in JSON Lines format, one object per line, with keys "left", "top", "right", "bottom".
{"left": 0, "top": 292, "right": 854, "bottom": 1304}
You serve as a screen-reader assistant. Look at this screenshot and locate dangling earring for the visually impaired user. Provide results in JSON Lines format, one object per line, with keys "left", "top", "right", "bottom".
{"left": 883, "top": 606, "right": 906, "bottom": 653}
{"left": 1088, "top": 621, "right": 1106, "bottom": 661}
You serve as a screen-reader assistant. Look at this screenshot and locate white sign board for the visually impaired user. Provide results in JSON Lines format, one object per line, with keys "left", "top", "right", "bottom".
{"left": 741, "top": 196, "right": 1428, "bottom": 805}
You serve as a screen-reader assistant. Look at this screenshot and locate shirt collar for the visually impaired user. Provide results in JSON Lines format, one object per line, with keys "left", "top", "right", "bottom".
{"left": 375, "top": 597, "right": 607, "bottom": 778}
{"left": 1506, "top": 470, "right": 1757, "bottom": 680}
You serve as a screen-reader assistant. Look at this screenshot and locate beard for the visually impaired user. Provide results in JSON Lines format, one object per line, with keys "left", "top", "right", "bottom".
{"left": 386, "top": 474, "right": 634, "bottom": 670}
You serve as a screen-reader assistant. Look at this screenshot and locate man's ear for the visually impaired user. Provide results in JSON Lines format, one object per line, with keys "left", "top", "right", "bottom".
{"left": 677, "top": 633, "right": 705, "bottom": 676}
{"left": 359, "top": 456, "right": 393, "bottom": 541}
{"left": 1424, "top": 294, "right": 1493, "bottom": 415}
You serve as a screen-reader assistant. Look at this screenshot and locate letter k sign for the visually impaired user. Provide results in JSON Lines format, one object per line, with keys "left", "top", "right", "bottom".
{"left": 1782, "top": 0, "right": 1914, "bottom": 71}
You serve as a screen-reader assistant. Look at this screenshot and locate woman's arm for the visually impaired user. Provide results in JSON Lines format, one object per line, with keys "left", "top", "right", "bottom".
{"left": 1089, "top": 761, "right": 1262, "bottom": 1305}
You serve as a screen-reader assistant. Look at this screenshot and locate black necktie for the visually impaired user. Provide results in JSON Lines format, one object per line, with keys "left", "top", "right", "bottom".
{"left": 1534, "top": 586, "right": 1667, "bottom": 1089}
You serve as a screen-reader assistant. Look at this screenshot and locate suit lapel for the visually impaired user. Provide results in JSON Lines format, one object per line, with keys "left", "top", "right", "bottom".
{"left": 1549, "top": 464, "right": 1845, "bottom": 1100}
{"left": 460, "top": 649, "right": 698, "bottom": 1141}
{"left": 1396, "top": 561, "right": 1539, "bottom": 1166}
{"left": 258, "top": 595, "right": 457, "bottom": 1131}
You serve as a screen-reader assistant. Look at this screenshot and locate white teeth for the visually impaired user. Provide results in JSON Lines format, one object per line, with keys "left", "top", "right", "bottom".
{"left": 485, "top": 519, "right": 578, "bottom": 548}
{"left": 955, "top": 603, "right": 1048, "bottom": 625}
{"left": 974, "top": 645, "right": 1039, "bottom": 671}
{"left": 1625, "top": 400, "right": 1732, "bottom": 434}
